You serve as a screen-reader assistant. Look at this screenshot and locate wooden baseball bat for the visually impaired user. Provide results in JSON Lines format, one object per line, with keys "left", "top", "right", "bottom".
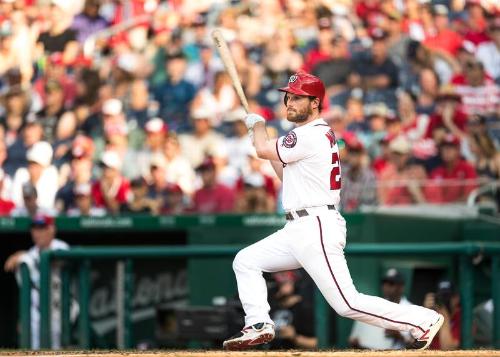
{"left": 211, "top": 29, "right": 250, "bottom": 113}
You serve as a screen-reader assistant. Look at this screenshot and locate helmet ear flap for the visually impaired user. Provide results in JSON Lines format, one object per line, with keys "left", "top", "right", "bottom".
{"left": 283, "top": 93, "right": 288, "bottom": 106}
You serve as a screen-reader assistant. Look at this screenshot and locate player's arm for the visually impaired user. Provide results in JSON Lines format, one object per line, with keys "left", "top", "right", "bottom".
{"left": 252, "top": 121, "right": 280, "bottom": 161}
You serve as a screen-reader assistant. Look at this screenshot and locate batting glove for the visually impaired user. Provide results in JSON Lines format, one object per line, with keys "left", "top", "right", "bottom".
{"left": 245, "top": 113, "right": 265, "bottom": 130}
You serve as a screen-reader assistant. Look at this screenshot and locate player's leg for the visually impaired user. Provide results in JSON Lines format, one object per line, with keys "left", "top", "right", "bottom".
{"left": 224, "top": 228, "right": 301, "bottom": 350}
{"left": 289, "top": 212, "right": 443, "bottom": 350}
{"left": 232, "top": 227, "right": 301, "bottom": 326}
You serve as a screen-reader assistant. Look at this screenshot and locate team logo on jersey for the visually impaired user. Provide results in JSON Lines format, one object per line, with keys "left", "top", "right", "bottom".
{"left": 288, "top": 74, "right": 298, "bottom": 83}
{"left": 325, "top": 129, "right": 336, "bottom": 148}
{"left": 282, "top": 131, "right": 297, "bottom": 148}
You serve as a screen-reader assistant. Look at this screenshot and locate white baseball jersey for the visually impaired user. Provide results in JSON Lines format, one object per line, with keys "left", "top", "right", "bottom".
{"left": 275, "top": 118, "right": 341, "bottom": 211}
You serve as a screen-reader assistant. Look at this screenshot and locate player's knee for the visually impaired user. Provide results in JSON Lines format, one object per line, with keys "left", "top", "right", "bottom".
{"left": 232, "top": 249, "right": 249, "bottom": 272}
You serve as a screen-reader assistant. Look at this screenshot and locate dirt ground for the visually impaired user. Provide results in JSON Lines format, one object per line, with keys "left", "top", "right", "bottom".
{"left": 1, "top": 351, "right": 499, "bottom": 357}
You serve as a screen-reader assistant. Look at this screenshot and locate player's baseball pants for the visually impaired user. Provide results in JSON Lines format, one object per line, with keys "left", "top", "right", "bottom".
{"left": 232, "top": 208, "right": 439, "bottom": 339}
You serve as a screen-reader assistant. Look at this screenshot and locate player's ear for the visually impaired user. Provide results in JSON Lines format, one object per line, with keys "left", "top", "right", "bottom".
{"left": 311, "top": 97, "right": 320, "bottom": 110}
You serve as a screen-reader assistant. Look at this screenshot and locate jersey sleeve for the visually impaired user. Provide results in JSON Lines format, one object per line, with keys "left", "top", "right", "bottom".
{"left": 275, "top": 130, "right": 315, "bottom": 164}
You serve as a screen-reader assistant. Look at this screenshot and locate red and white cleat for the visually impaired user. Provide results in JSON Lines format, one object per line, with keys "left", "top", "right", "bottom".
{"left": 223, "top": 322, "right": 275, "bottom": 350}
{"left": 408, "top": 314, "right": 445, "bottom": 350}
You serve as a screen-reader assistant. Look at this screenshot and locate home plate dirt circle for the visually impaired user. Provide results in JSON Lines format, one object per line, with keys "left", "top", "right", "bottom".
{"left": 1, "top": 351, "right": 499, "bottom": 357}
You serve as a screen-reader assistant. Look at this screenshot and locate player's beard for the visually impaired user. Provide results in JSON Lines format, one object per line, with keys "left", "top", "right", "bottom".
{"left": 287, "top": 103, "right": 312, "bottom": 123}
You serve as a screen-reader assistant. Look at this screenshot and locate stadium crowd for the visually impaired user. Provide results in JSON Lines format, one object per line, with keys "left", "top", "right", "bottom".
{"left": 0, "top": 0, "right": 498, "bottom": 217}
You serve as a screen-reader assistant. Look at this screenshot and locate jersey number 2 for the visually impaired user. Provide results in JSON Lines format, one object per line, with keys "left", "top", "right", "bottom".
{"left": 330, "top": 152, "right": 341, "bottom": 190}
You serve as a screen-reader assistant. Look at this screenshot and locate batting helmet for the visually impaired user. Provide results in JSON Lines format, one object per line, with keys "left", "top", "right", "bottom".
{"left": 278, "top": 71, "right": 326, "bottom": 106}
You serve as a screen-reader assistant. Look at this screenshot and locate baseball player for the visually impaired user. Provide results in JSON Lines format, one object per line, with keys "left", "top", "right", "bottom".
{"left": 223, "top": 71, "right": 444, "bottom": 350}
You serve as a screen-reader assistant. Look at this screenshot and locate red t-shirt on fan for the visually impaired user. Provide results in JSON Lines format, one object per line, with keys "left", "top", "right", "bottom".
{"left": 193, "top": 184, "right": 235, "bottom": 213}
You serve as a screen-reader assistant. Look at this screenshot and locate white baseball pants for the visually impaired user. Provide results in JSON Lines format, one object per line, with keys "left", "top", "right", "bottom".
{"left": 232, "top": 208, "right": 439, "bottom": 339}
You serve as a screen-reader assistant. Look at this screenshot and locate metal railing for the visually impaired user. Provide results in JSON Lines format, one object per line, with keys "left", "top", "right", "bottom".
{"left": 19, "top": 242, "right": 500, "bottom": 350}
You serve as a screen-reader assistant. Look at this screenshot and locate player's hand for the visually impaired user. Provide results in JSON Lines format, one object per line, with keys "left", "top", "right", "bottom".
{"left": 244, "top": 113, "right": 265, "bottom": 130}
{"left": 4, "top": 251, "right": 26, "bottom": 272}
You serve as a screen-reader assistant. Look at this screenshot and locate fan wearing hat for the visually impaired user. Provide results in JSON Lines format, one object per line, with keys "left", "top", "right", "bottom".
{"left": 340, "top": 132, "right": 377, "bottom": 212}
{"left": 425, "top": 85, "right": 467, "bottom": 140}
{"left": 91, "top": 151, "right": 130, "bottom": 214}
{"left": 192, "top": 157, "right": 235, "bottom": 214}
{"left": 348, "top": 28, "right": 399, "bottom": 90}
{"left": 378, "top": 135, "right": 428, "bottom": 205}
{"left": 422, "top": 5, "right": 464, "bottom": 56}
{"left": 66, "top": 183, "right": 106, "bottom": 217}
{"left": 12, "top": 141, "right": 59, "bottom": 212}
{"left": 302, "top": 16, "right": 335, "bottom": 73}
{"left": 450, "top": 57, "right": 499, "bottom": 116}
{"left": 178, "top": 105, "right": 225, "bottom": 169}
{"left": 423, "top": 280, "right": 461, "bottom": 349}
{"left": 136, "top": 118, "right": 168, "bottom": 176}
{"left": 4, "top": 213, "right": 70, "bottom": 349}
{"left": 349, "top": 268, "right": 413, "bottom": 349}
{"left": 425, "top": 134, "right": 478, "bottom": 203}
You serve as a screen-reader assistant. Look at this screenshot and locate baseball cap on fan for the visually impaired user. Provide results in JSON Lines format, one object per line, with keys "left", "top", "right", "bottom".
{"left": 100, "top": 151, "right": 122, "bottom": 170}
{"left": 27, "top": 141, "right": 53, "bottom": 167}
{"left": 102, "top": 98, "right": 123, "bottom": 116}
{"left": 145, "top": 118, "right": 168, "bottom": 134}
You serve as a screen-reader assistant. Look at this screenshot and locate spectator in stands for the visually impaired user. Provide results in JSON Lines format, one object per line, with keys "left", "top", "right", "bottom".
{"left": 340, "top": 133, "right": 377, "bottom": 212}
{"left": 163, "top": 132, "right": 196, "bottom": 197}
{"left": 71, "top": 0, "right": 108, "bottom": 44}
{"left": 425, "top": 85, "right": 468, "bottom": 140}
{"left": 66, "top": 182, "right": 105, "bottom": 217}
{"left": 466, "top": 115, "right": 500, "bottom": 180}
{"left": 185, "top": 43, "right": 224, "bottom": 89}
{"left": 461, "top": 0, "right": 490, "bottom": 47}
{"left": 359, "top": 103, "right": 392, "bottom": 158}
{"left": 136, "top": 117, "right": 168, "bottom": 177}
{"left": 416, "top": 68, "right": 440, "bottom": 115}
{"left": 228, "top": 40, "right": 262, "bottom": 98}
{"left": 146, "top": 153, "right": 170, "bottom": 211}
{"left": 35, "top": 79, "right": 66, "bottom": 143}
{"left": 121, "top": 177, "right": 158, "bottom": 215}
{"left": 36, "top": 0, "right": 78, "bottom": 63}
{"left": 179, "top": 108, "right": 226, "bottom": 169}
{"left": 11, "top": 183, "right": 39, "bottom": 217}
{"left": 12, "top": 141, "right": 58, "bottom": 212}
{"left": 4, "top": 118, "right": 43, "bottom": 177}
{"left": 91, "top": 151, "right": 130, "bottom": 215}
{"left": 425, "top": 134, "right": 478, "bottom": 204}
{"left": 126, "top": 79, "right": 151, "bottom": 129}
{"left": 268, "top": 270, "right": 317, "bottom": 349}
{"left": 224, "top": 108, "right": 253, "bottom": 173}
{"left": 0, "top": 87, "right": 29, "bottom": 148}
{"left": 451, "top": 58, "right": 500, "bottom": 117}
{"left": 378, "top": 136, "right": 428, "bottom": 205}
{"left": 349, "top": 28, "right": 399, "bottom": 91}
{"left": 160, "top": 183, "right": 187, "bottom": 215}
{"left": 4, "top": 214, "right": 73, "bottom": 349}
{"left": 397, "top": 90, "right": 430, "bottom": 144}
{"left": 312, "top": 35, "right": 352, "bottom": 97}
{"left": 33, "top": 52, "right": 77, "bottom": 109}
{"left": 350, "top": 268, "right": 413, "bottom": 349}
{"left": 476, "top": 18, "right": 500, "bottom": 80}
{"left": 302, "top": 16, "right": 335, "bottom": 73}
{"left": 192, "top": 157, "right": 235, "bottom": 213}
{"left": 423, "top": 280, "right": 461, "bottom": 350}
{"left": 423, "top": 5, "right": 463, "bottom": 57}
{"left": 191, "top": 71, "right": 239, "bottom": 128}
{"left": 154, "top": 52, "right": 196, "bottom": 132}
{"left": 56, "top": 135, "right": 94, "bottom": 211}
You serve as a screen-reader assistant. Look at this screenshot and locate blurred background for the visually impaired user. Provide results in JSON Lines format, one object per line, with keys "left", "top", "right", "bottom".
{"left": 0, "top": 0, "right": 498, "bottom": 351}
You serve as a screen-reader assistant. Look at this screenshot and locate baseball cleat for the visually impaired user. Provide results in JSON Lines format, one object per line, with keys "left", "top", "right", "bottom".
{"left": 223, "top": 322, "right": 275, "bottom": 350}
{"left": 408, "top": 314, "right": 444, "bottom": 350}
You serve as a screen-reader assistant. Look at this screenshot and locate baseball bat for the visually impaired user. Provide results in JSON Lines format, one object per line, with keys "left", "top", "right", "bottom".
{"left": 211, "top": 29, "right": 250, "bottom": 113}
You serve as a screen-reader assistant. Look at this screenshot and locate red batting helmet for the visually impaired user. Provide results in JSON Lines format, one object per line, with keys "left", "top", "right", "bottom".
{"left": 278, "top": 71, "right": 326, "bottom": 106}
